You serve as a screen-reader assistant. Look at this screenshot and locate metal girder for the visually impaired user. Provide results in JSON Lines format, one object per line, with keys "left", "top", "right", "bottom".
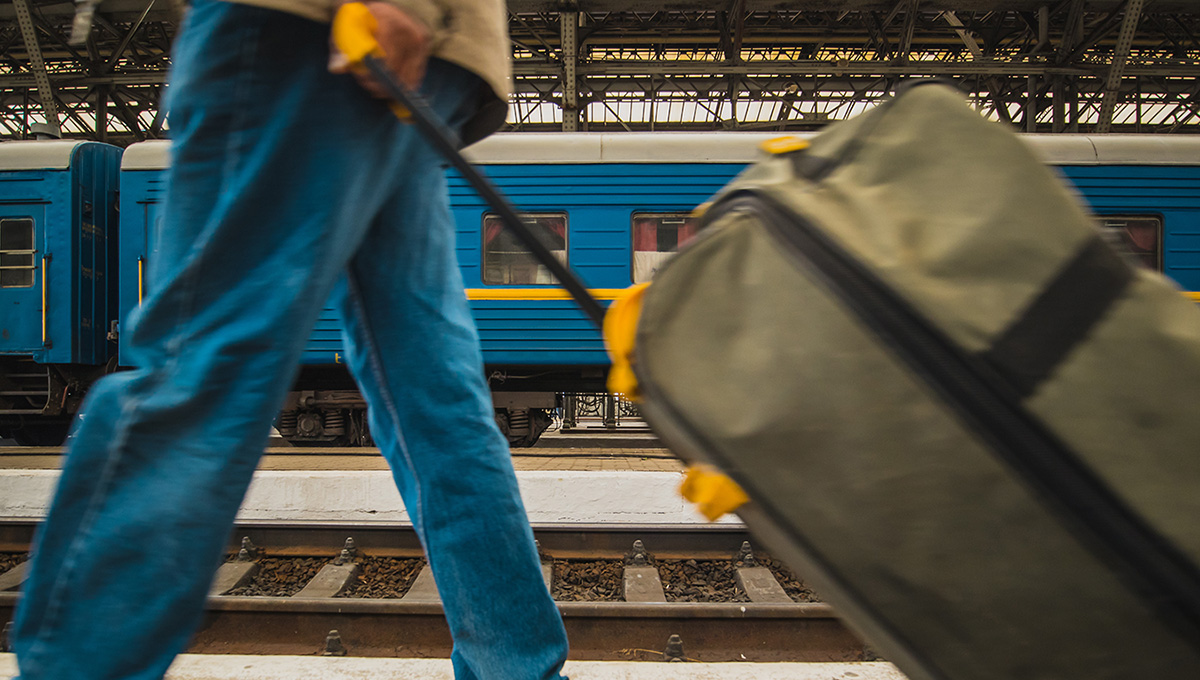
{"left": 3, "top": 3, "right": 1200, "bottom": 142}
{"left": 4, "top": 2, "right": 1199, "bottom": 15}
{"left": 561, "top": 12, "right": 579, "bottom": 131}
{"left": 102, "top": 0, "right": 155, "bottom": 74}
{"left": 11, "top": 0, "right": 60, "bottom": 135}
{"left": 897, "top": 0, "right": 919, "bottom": 63}
{"left": 513, "top": 61, "right": 1199, "bottom": 78}
{"left": 1097, "top": 0, "right": 1146, "bottom": 133}
{"left": 941, "top": 11, "right": 982, "bottom": 59}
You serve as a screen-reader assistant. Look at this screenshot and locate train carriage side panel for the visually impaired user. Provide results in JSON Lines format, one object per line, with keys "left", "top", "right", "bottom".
{"left": 0, "top": 141, "right": 121, "bottom": 365}
{"left": 1060, "top": 164, "right": 1200, "bottom": 291}
{"left": 117, "top": 141, "right": 170, "bottom": 366}
{"left": 111, "top": 134, "right": 1200, "bottom": 447}
{"left": 0, "top": 141, "right": 122, "bottom": 444}
{"left": 448, "top": 162, "right": 743, "bottom": 367}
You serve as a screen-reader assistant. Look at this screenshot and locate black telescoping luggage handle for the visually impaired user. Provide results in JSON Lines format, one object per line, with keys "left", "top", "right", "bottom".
{"left": 332, "top": 4, "right": 606, "bottom": 330}
{"left": 370, "top": 58, "right": 606, "bottom": 329}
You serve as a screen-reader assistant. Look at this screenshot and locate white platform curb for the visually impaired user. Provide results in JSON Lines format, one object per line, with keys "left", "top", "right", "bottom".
{"left": 0, "top": 654, "right": 907, "bottom": 680}
{"left": 0, "top": 470, "right": 741, "bottom": 525}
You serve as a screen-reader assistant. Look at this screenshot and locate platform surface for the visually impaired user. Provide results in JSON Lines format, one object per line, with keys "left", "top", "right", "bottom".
{"left": 0, "top": 466, "right": 733, "bottom": 525}
{"left": 0, "top": 654, "right": 907, "bottom": 680}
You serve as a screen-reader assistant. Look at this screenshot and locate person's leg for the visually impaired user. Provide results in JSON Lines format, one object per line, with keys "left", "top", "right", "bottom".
{"left": 331, "top": 65, "right": 569, "bottom": 680}
{"left": 12, "top": 4, "right": 409, "bottom": 678}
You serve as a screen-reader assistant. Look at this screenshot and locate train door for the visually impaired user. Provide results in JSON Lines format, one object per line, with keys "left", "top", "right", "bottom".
{"left": 117, "top": 197, "right": 162, "bottom": 365}
{"left": 0, "top": 205, "right": 48, "bottom": 354}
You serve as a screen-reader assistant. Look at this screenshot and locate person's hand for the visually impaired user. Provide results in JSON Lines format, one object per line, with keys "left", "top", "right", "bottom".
{"left": 329, "top": 1, "right": 431, "bottom": 96}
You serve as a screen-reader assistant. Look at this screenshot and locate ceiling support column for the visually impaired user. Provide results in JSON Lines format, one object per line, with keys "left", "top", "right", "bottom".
{"left": 560, "top": 11, "right": 579, "bottom": 132}
{"left": 96, "top": 85, "right": 108, "bottom": 142}
{"left": 12, "top": 0, "right": 61, "bottom": 136}
{"left": 1097, "top": 0, "right": 1145, "bottom": 133}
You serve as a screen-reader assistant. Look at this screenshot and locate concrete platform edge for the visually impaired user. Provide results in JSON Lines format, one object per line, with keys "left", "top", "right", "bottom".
{"left": 0, "top": 469, "right": 741, "bottom": 525}
{"left": 0, "top": 653, "right": 908, "bottom": 679}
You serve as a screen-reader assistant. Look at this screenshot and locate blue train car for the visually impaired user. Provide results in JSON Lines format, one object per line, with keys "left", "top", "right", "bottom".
{"left": 0, "top": 140, "right": 122, "bottom": 444}
{"left": 114, "top": 135, "right": 761, "bottom": 445}
{"left": 105, "top": 133, "right": 1200, "bottom": 447}
{"left": 115, "top": 141, "right": 167, "bottom": 362}
{"left": 1042, "top": 137, "right": 1200, "bottom": 297}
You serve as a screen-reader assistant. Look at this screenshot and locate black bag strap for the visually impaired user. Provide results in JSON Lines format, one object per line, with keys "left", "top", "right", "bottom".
{"left": 981, "top": 236, "right": 1134, "bottom": 398}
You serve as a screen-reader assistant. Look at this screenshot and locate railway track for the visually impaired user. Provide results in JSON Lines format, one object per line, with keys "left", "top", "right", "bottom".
{"left": 0, "top": 521, "right": 868, "bottom": 662}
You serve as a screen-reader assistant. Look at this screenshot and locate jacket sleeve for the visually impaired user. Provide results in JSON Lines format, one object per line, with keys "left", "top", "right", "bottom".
{"left": 344, "top": 0, "right": 512, "bottom": 144}
{"left": 381, "top": 0, "right": 447, "bottom": 44}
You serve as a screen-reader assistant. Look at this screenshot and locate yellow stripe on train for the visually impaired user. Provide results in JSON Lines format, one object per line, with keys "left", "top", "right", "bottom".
{"left": 467, "top": 289, "right": 1200, "bottom": 302}
{"left": 466, "top": 289, "right": 627, "bottom": 301}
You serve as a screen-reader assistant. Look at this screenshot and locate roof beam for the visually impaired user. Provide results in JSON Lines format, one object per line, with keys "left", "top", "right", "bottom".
{"left": 103, "top": 0, "right": 155, "bottom": 74}
{"left": 941, "top": 11, "right": 983, "bottom": 59}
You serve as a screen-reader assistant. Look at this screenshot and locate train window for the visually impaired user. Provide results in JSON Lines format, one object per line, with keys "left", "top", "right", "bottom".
{"left": 482, "top": 213, "right": 567, "bottom": 285}
{"left": 1099, "top": 215, "right": 1162, "bottom": 271}
{"left": 0, "top": 218, "right": 35, "bottom": 288}
{"left": 632, "top": 213, "right": 701, "bottom": 283}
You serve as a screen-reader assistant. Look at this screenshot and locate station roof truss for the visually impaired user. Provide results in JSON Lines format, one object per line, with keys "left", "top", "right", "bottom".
{"left": 1, "top": 0, "right": 1198, "bottom": 144}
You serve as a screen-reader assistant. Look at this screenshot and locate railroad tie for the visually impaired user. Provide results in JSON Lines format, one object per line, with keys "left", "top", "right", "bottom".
{"left": 734, "top": 565, "right": 791, "bottom": 603}
{"left": 0, "top": 562, "right": 28, "bottom": 592}
{"left": 622, "top": 565, "right": 666, "bottom": 602}
{"left": 400, "top": 566, "right": 441, "bottom": 603}
{"left": 732, "top": 541, "right": 791, "bottom": 603}
{"left": 209, "top": 561, "right": 259, "bottom": 596}
{"left": 622, "top": 540, "right": 666, "bottom": 602}
{"left": 295, "top": 561, "right": 361, "bottom": 598}
{"left": 210, "top": 538, "right": 263, "bottom": 596}
{"left": 536, "top": 539, "right": 554, "bottom": 592}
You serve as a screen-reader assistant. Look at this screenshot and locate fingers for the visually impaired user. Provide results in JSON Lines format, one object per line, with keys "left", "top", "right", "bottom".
{"left": 328, "top": 51, "right": 351, "bottom": 74}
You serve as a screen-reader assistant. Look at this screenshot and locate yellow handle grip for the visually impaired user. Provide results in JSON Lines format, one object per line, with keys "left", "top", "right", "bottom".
{"left": 332, "top": 2, "right": 381, "bottom": 67}
{"left": 332, "top": 2, "right": 410, "bottom": 119}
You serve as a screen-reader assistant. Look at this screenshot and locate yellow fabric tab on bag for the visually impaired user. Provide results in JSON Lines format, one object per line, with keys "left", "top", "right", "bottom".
{"left": 679, "top": 465, "right": 750, "bottom": 521}
{"left": 760, "top": 136, "right": 810, "bottom": 155}
{"left": 603, "top": 283, "right": 651, "bottom": 400}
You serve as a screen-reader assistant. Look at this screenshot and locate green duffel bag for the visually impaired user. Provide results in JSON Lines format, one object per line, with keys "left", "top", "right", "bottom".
{"left": 605, "top": 83, "right": 1200, "bottom": 679}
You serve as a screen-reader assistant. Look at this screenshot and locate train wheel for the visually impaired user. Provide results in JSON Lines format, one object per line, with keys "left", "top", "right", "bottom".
{"left": 496, "top": 407, "right": 553, "bottom": 448}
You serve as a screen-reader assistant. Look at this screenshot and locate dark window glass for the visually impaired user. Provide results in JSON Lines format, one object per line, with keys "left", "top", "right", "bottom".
{"left": 632, "top": 213, "right": 701, "bottom": 283}
{"left": 0, "top": 218, "right": 35, "bottom": 288}
{"left": 1099, "top": 215, "right": 1162, "bottom": 271}
{"left": 482, "top": 213, "right": 567, "bottom": 285}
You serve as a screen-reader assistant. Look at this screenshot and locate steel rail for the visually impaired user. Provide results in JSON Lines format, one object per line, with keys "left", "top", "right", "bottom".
{"left": 0, "top": 593, "right": 861, "bottom": 662}
{"left": 0, "top": 520, "right": 751, "bottom": 557}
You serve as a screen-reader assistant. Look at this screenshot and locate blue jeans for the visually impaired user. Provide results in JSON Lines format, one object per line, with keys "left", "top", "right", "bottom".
{"left": 11, "top": 3, "right": 569, "bottom": 679}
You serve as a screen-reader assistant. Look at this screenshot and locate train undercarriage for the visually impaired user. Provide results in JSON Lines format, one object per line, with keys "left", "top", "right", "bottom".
{"left": 0, "top": 361, "right": 611, "bottom": 449}
{"left": 274, "top": 365, "right": 609, "bottom": 448}
{"left": 0, "top": 357, "right": 106, "bottom": 445}
{"left": 274, "top": 389, "right": 558, "bottom": 448}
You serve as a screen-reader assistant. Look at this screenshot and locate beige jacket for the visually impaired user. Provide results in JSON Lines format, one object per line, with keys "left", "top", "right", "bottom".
{"left": 225, "top": 0, "right": 511, "bottom": 143}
